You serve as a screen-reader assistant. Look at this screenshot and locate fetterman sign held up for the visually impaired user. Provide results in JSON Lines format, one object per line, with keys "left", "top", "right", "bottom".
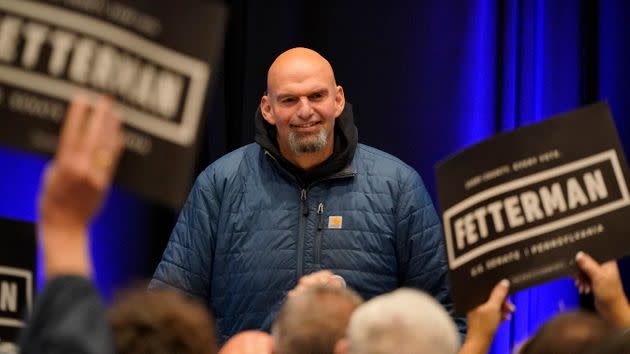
{"left": 436, "top": 102, "right": 630, "bottom": 313}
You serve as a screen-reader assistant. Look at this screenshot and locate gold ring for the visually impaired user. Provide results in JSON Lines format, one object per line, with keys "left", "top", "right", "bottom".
{"left": 94, "top": 149, "right": 113, "bottom": 169}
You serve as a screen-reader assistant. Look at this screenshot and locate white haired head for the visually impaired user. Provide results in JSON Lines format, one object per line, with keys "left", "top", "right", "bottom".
{"left": 344, "top": 288, "right": 459, "bottom": 354}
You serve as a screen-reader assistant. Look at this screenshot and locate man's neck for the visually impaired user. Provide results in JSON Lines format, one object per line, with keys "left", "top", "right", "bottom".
{"left": 279, "top": 143, "right": 334, "bottom": 170}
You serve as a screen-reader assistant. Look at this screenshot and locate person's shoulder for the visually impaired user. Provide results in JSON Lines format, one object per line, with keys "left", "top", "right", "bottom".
{"left": 198, "top": 143, "right": 260, "bottom": 182}
{"left": 354, "top": 144, "right": 418, "bottom": 176}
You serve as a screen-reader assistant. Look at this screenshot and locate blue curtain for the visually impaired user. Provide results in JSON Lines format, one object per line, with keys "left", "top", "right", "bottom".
{"left": 432, "top": 0, "right": 630, "bottom": 352}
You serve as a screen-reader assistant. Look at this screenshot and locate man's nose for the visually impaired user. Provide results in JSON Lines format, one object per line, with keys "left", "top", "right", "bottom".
{"left": 296, "top": 97, "right": 314, "bottom": 119}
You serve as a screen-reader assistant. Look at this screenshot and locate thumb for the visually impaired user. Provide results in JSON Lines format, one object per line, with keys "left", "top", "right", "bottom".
{"left": 487, "top": 279, "right": 510, "bottom": 305}
{"left": 575, "top": 251, "right": 600, "bottom": 278}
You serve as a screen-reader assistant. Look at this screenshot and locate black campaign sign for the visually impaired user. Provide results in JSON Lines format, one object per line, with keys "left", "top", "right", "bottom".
{"left": 436, "top": 102, "right": 630, "bottom": 313}
{"left": 0, "top": 0, "right": 227, "bottom": 207}
{"left": 0, "top": 217, "right": 35, "bottom": 346}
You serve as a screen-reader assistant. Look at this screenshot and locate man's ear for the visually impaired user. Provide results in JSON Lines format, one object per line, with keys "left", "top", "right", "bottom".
{"left": 334, "top": 338, "right": 349, "bottom": 354}
{"left": 334, "top": 85, "right": 346, "bottom": 118}
{"left": 260, "top": 95, "right": 276, "bottom": 125}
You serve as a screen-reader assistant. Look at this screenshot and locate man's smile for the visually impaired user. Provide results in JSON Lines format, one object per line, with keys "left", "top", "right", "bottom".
{"left": 290, "top": 121, "right": 322, "bottom": 130}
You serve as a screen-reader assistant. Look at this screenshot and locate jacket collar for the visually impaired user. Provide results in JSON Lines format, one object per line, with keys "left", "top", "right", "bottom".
{"left": 254, "top": 103, "right": 358, "bottom": 186}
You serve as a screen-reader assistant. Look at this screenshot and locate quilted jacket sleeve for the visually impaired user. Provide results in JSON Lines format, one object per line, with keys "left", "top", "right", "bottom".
{"left": 396, "top": 170, "right": 467, "bottom": 338}
{"left": 18, "top": 276, "right": 114, "bottom": 354}
{"left": 149, "top": 169, "right": 219, "bottom": 301}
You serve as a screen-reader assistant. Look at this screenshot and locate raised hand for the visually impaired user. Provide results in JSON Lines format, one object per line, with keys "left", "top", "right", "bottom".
{"left": 39, "top": 95, "right": 123, "bottom": 278}
{"left": 575, "top": 251, "right": 630, "bottom": 328}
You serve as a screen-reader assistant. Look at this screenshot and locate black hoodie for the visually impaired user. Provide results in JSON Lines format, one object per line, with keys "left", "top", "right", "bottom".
{"left": 254, "top": 103, "right": 359, "bottom": 187}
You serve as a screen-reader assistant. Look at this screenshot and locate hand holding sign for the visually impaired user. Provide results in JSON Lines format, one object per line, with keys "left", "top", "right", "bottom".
{"left": 575, "top": 251, "right": 630, "bottom": 328}
{"left": 459, "top": 280, "right": 514, "bottom": 354}
{"left": 39, "top": 95, "right": 123, "bottom": 278}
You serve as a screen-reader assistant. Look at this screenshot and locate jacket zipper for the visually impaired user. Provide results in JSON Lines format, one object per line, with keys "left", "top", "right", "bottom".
{"left": 264, "top": 150, "right": 354, "bottom": 282}
{"left": 315, "top": 202, "right": 324, "bottom": 268}
{"left": 297, "top": 188, "right": 308, "bottom": 281}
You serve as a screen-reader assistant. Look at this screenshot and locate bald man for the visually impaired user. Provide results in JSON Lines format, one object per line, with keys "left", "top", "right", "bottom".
{"left": 151, "top": 48, "right": 465, "bottom": 342}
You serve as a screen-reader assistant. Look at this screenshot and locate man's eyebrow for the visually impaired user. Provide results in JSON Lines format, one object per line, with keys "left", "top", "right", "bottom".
{"left": 275, "top": 93, "right": 294, "bottom": 100}
{"left": 274, "top": 88, "right": 329, "bottom": 101}
{"left": 309, "top": 89, "right": 329, "bottom": 96}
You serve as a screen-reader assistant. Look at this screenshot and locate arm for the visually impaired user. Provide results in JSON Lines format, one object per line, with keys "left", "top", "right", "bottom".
{"left": 19, "top": 276, "right": 115, "bottom": 354}
{"left": 20, "top": 95, "right": 123, "bottom": 354}
{"left": 396, "top": 171, "right": 467, "bottom": 337}
{"left": 38, "top": 95, "right": 123, "bottom": 278}
{"left": 575, "top": 251, "right": 630, "bottom": 328}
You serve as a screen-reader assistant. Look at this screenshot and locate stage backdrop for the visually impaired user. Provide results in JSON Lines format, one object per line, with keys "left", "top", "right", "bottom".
{"left": 1, "top": 1, "right": 629, "bottom": 352}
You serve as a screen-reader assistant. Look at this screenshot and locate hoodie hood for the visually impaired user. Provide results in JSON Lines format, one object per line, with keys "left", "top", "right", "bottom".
{"left": 254, "top": 102, "right": 358, "bottom": 186}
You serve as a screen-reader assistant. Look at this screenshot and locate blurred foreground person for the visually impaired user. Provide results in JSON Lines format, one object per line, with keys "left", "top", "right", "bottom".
{"left": 518, "top": 312, "right": 617, "bottom": 354}
{"left": 335, "top": 288, "right": 459, "bottom": 354}
{"left": 332, "top": 280, "right": 513, "bottom": 354}
{"left": 218, "top": 330, "right": 273, "bottom": 354}
{"left": 273, "top": 284, "right": 363, "bottom": 354}
{"left": 108, "top": 287, "right": 217, "bottom": 354}
{"left": 18, "top": 96, "right": 217, "bottom": 354}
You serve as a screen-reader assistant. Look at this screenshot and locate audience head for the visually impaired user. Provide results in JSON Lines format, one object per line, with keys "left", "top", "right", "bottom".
{"left": 272, "top": 285, "right": 363, "bottom": 354}
{"left": 518, "top": 311, "right": 617, "bottom": 354}
{"left": 108, "top": 287, "right": 217, "bottom": 354}
{"left": 340, "top": 288, "right": 459, "bottom": 354}
{"left": 582, "top": 331, "right": 630, "bottom": 354}
{"left": 219, "top": 330, "right": 273, "bottom": 354}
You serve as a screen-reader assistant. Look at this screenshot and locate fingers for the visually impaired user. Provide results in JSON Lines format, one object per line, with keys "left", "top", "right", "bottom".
{"left": 330, "top": 274, "right": 346, "bottom": 288}
{"left": 75, "top": 95, "right": 123, "bottom": 187}
{"left": 488, "top": 279, "right": 510, "bottom": 305}
{"left": 40, "top": 94, "right": 124, "bottom": 226}
{"left": 58, "top": 95, "right": 123, "bottom": 167}
{"left": 484, "top": 279, "right": 515, "bottom": 321}
{"left": 575, "top": 251, "right": 599, "bottom": 278}
{"left": 501, "top": 299, "right": 516, "bottom": 321}
{"left": 94, "top": 102, "right": 123, "bottom": 184}
{"left": 288, "top": 270, "right": 342, "bottom": 297}
{"left": 575, "top": 275, "right": 592, "bottom": 295}
{"left": 575, "top": 251, "right": 600, "bottom": 294}
{"left": 58, "top": 95, "right": 89, "bottom": 158}
{"left": 83, "top": 96, "right": 112, "bottom": 152}
{"left": 490, "top": 280, "right": 514, "bottom": 321}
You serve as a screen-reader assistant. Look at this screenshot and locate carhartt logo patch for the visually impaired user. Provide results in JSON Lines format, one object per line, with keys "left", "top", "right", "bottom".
{"left": 328, "top": 216, "right": 343, "bottom": 229}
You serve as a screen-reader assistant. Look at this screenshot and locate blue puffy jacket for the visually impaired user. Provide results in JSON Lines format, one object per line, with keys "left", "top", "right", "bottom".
{"left": 151, "top": 139, "right": 466, "bottom": 342}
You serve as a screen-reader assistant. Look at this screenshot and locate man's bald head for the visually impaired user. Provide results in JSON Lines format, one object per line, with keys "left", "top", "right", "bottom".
{"left": 260, "top": 47, "right": 345, "bottom": 169}
{"left": 266, "top": 47, "right": 338, "bottom": 95}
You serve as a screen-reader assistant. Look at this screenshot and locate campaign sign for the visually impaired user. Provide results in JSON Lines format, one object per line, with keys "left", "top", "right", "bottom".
{"left": 0, "top": 217, "right": 35, "bottom": 347}
{"left": 0, "top": 0, "right": 227, "bottom": 207}
{"left": 436, "top": 102, "right": 630, "bottom": 313}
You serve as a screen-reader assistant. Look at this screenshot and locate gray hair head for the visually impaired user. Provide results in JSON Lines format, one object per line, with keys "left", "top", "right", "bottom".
{"left": 272, "top": 285, "right": 363, "bottom": 354}
{"left": 346, "top": 288, "right": 459, "bottom": 354}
